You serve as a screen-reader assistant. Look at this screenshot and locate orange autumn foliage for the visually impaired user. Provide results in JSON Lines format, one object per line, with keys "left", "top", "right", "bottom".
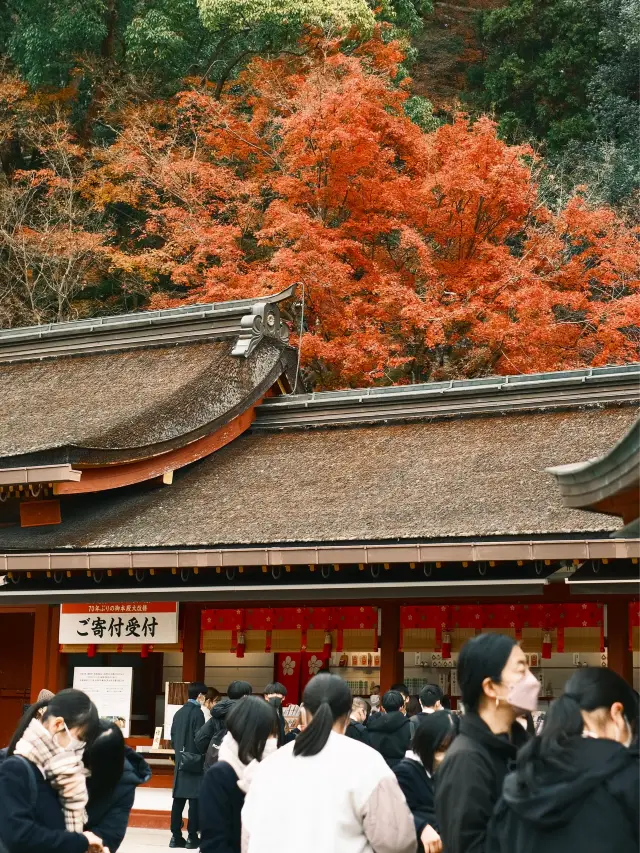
{"left": 85, "top": 36, "right": 639, "bottom": 388}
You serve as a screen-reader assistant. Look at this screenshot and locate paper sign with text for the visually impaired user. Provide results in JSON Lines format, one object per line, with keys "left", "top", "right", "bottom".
{"left": 60, "top": 602, "right": 178, "bottom": 645}
{"left": 73, "top": 667, "right": 133, "bottom": 737}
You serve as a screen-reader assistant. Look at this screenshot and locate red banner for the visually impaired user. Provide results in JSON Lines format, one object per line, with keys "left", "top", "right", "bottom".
{"left": 400, "top": 603, "right": 604, "bottom": 653}
{"left": 274, "top": 653, "right": 302, "bottom": 704}
{"left": 202, "top": 606, "right": 378, "bottom": 655}
{"left": 555, "top": 603, "right": 604, "bottom": 653}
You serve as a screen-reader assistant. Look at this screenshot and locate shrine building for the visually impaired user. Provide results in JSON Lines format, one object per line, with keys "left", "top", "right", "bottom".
{"left": 0, "top": 286, "right": 638, "bottom": 750}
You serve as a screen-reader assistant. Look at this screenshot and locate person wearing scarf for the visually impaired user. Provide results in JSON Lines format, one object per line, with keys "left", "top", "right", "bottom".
{"left": 0, "top": 688, "right": 103, "bottom": 853}
{"left": 14, "top": 716, "right": 89, "bottom": 831}
{"left": 200, "top": 697, "right": 278, "bottom": 853}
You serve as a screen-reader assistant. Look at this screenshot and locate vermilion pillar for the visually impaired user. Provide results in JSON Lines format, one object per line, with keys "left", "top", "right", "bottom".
{"left": 31, "top": 605, "right": 65, "bottom": 702}
{"left": 181, "top": 602, "right": 205, "bottom": 684}
{"left": 607, "top": 598, "right": 633, "bottom": 684}
{"left": 380, "top": 603, "right": 403, "bottom": 693}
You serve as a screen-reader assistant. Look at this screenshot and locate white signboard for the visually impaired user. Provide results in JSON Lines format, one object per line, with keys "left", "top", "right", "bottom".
{"left": 60, "top": 602, "right": 178, "bottom": 645}
{"left": 73, "top": 667, "right": 133, "bottom": 738}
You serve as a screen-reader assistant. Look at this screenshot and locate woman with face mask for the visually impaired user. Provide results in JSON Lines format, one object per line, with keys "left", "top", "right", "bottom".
{"left": 0, "top": 688, "right": 103, "bottom": 853}
{"left": 487, "top": 667, "right": 639, "bottom": 853}
{"left": 394, "top": 711, "right": 457, "bottom": 853}
{"left": 199, "top": 696, "right": 279, "bottom": 853}
{"left": 435, "top": 633, "right": 539, "bottom": 853}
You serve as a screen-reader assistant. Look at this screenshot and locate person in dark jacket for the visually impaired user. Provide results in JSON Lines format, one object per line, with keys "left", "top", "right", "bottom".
{"left": 410, "top": 685, "right": 444, "bottom": 738}
{"left": 0, "top": 689, "right": 102, "bottom": 853}
{"left": 436, "top": 633, "right": 538, "bottom": 853}
{"left": 345, "top": 697, "right": 372, "bottom": 745}
{"left": 395, "top": 711, "right": 457, "bottom": 853}
{"left": 195, "top": 680, "right": 252, "bottom": 761}
{"left": 200, "top": 696, "right": 278, "bottom": 853}
{"left": 170, "top": 681, "right": 207, "bottom": 849}
{"left": 487, "top": 667, "right": 639, "bottom": 853}
{"left": 367, "top": 690, "right": 412, "bottom": 768}
{"left": 84, "top": 721, "right": 152, "bottom": 853}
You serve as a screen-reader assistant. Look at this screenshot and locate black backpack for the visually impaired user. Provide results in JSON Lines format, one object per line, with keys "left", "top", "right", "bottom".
{"left": 0, "top": 750, "right": 38, "bottom": 810}
{"left": 204, "top": 724, "right": 227, "bottom": 770}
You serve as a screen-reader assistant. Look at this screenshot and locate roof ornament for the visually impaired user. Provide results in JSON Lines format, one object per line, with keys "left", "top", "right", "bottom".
{"left": 232, "top": 301, "right": 290, "bottom": 358}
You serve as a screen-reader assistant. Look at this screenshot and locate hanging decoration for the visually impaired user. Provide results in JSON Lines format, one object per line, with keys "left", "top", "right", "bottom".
{"left": 323, "top": 631, "right": 333, "bottom": 662}
{"left": 441, "top": 631, "right": 452, "bottom": 659}
{"left": 236, "top": 632, "right": 246, "bottom": 659}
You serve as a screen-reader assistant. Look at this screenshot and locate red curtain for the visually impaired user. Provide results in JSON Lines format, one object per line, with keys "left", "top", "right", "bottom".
{"left": 202, "top": 606, "right": 378, "bottom": 656}
{"left": 273, "top": 651, "right": 331, "bottom": 705}
{"left": 400, "top": 603, "right": 604, "bottom": 652}
{"left": 274, "top": 652, "right": 303, "bottom": 704}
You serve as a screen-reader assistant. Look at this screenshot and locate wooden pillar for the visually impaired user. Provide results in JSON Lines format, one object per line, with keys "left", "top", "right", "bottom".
{"left": 181, "top": 602, "right": 205, "bottom": 684}
{"left": 31, "top": 605, "right": 62, "bottom": 702}
{"left": 607, "top": 599, "right": 633, "bottom": 684}
{"left": 46, "top": 605, "right": 67, "bottom": 692}
{"left": 379, "top": 603, "right": 403, "bottom": 693}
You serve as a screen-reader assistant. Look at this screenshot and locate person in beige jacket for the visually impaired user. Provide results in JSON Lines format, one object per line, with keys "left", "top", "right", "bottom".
{"left": 241, "top": 674, "right": 417, "bottom": 853}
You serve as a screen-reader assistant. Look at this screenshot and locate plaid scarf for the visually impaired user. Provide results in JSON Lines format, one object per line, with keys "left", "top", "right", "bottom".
{"left": 14, "top": 718, "right": 88, "bottom": 832}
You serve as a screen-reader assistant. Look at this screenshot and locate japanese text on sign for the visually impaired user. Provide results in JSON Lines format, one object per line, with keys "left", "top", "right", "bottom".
{"left": 59, "top": 602, "right": 178, "bottom": 646}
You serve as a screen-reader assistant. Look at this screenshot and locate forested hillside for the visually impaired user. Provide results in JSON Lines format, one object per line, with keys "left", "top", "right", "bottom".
{"left": 0, "top": 0, "right": 637, "bottom": 388}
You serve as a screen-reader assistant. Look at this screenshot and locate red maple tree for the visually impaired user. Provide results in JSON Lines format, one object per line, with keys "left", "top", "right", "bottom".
{"left": 87, "top": 33, "right": 639, "bottom": 388}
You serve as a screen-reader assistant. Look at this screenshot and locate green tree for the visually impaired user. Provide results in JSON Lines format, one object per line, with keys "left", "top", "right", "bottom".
{"left": 4, "top": 0, "right": 111, "bottom": 87}
{"left": 470, "top": 0, "right": 639, "bottom": 205}
{"left": 473, "top": 0, "right": 601, "bottom": 149}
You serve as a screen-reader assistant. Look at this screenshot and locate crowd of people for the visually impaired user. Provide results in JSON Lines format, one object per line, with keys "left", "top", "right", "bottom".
{"left": 0, "top": 632, "right": 637, "bottom": 853}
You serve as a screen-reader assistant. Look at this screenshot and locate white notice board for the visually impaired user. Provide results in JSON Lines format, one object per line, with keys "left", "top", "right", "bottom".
{"left": 73, "top": 667, "right": 134, "bottom": 738}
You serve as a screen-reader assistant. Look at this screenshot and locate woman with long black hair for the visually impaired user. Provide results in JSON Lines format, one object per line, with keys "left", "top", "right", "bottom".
{"left": 0, "top": 688, "right": 103, "bottom": 853}
{"left": 487, "top": 667, "right": 638, "bottom": 853}
{"left": 199, "top": 696, "right": 278, "bottom": 853}
{"left": 435, "top": 633, "right": 537, "bottom": 853}
{"left": 84, "top": 720, "right": 152, "bottom": 853}
{"left": 242, "top": 673, "right": 417, "bottom": 853}
{"left": 394, "top": 711, "right": 457, "bottom": 853}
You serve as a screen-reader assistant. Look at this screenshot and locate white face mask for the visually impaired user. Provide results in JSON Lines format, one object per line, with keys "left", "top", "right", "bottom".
{"left": 54, "top": 722, "right": 85, "bottom": 754}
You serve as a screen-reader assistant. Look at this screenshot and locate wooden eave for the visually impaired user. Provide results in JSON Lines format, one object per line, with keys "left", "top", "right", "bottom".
{"left": 0, "top": 464, "right": 82, "bottom": 486}
{"left": 1, "top": 537, "right": 637, "bottom": 574}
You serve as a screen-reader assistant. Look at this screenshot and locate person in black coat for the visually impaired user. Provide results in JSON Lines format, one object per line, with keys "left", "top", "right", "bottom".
{"left": 170, "top": 682, "right": 207, "bottom": 848}
{"left": 409, "top": 684, "right": 444, "bottom": 738}
{"left": 366, "top": 690, "right": 412, "bottom": 768}
{"left": 200, "top": 697, "right": 278, "bottom": 853}
{"left": 487, "top": 667, "right": 639, "bottom": 853}
{"left": 436, "top": 634, "right": 538, "bottom": 853}
{"left": 195, "top": 681, "right": 252, "bottom": 763}
{"left": 84, "top": 721, "right": 152, "bottom": 853}
{"left": 0, "top": 689, "right": 101, "bottom": 853}
{"left": 394, "top": 710, "right": 457, "bottom": 853}
{"left": 345, "top": 697, "right": 372, "bottom": 746}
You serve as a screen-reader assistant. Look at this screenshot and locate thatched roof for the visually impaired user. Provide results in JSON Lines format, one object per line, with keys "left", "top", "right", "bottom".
{"left": 0, "top": 339, "right": 291, "bottom": 466}
{"left": 0, "top": 405, "right": 635, "bottom": 551}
